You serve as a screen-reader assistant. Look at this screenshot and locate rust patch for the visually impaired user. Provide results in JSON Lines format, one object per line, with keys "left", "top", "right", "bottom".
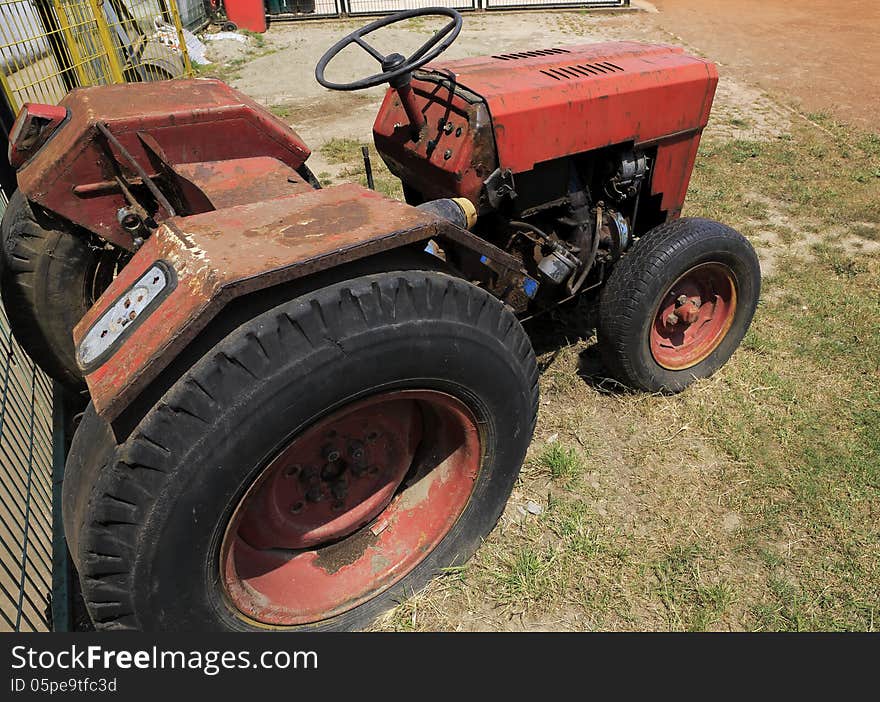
{"left": 78, "top": 183, "right": 456, "bottom": 422}
{"left": 313, "top": 529, "right": 379, "bottom": 575}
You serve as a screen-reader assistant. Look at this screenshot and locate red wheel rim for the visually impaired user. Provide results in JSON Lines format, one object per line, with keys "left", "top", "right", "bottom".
{"left": 220, "top": 390, "right": 481, "bottom": 626}
{"left": 650, "top": 262, "right": 738, "bottom": 370}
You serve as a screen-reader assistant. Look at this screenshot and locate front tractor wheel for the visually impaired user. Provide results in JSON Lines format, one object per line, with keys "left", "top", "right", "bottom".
{"left": 597, "top": 217, "right": 760, "bottom": 393}
{"left": 62, "top": 269, "right": 538, "bottom": 631}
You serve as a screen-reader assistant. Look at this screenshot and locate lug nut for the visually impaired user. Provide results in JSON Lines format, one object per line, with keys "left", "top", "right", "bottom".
{"left": 331, "top": 479, "right": 348, "bottom": 501}
{"left": 289, "top": 501, "right": 304, "bottom": 514}
{"left": 321, "top": 460, "right": 344, "bottom": 481}
{"left": 305, "top": 486, "right": 323, "bottom": 503}
{"left": 676, "top": 294, "right": 688, "bottom": 307}
{"left": 666, "top": 312, "right": 680, "bottom": 326}
{"left": 349, "top": 440, "right": 365, "bottom": 462}
{"left": 285, "top": 464, "right": 302, "bottom": 478}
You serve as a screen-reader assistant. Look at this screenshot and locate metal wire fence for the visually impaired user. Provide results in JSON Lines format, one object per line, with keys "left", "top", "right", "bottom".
{"left": 345, "top": 0, "right": 475, "bottom": 16}
{"left": 0, "top": 0, "right": 193, "bottom": 112}
{"left": 0, "top": 275, "right": 56, "bottom": 632}
{"left": 269, "top": 0, "right": 625, "bottom": 17}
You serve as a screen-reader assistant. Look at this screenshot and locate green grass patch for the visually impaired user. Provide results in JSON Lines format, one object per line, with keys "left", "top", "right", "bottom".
{"left": 319, "top": 138, "right": 403, "bottom": 198}
{"left": 540, "top": 443, "right": 583, "bottom": 485}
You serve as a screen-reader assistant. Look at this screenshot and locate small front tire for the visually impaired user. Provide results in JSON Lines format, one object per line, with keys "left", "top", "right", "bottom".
{"left": 597, "top": 217, "right": 760, "bottom": 393}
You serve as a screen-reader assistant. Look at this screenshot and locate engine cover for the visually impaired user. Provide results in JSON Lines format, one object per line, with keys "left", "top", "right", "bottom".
{"left": 374, "top": 42, "right": 718, "bottom": 217}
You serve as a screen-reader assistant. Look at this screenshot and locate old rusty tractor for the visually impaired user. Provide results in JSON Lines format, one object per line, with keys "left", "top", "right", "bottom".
{"left": 0, "top": 9, "right": 759, "bottom": 630}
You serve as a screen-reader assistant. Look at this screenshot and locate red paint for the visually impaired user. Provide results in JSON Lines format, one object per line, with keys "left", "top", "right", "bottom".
{"left": 74, "top": 184, "right": 451, "bottom": 422}
{"left": 374, "top": 42, "right": 717, "bottom": 217}
{"left": 650, "top": 263, "right": 737, "bottom": 370}
{"left": 17, "top": 79, "right": 309, "bottom": 249}
{"left": 221, "top": 390, "right": 481, "bottom": 626}
{"left": 7, "top": 102, "right": 68, "bottom": 167}
{"left": 223, "top": 0, "right": 267, "bottom": 33}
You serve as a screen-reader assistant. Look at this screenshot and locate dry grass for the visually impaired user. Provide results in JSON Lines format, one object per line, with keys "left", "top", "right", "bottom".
{"left": 368, "top": 116, "right": 880, "bottom": 633}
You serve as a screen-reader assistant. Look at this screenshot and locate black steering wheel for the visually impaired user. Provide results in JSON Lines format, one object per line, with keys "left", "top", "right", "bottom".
{"left": 315, "top": 8, "right": 463, "bottom": 92}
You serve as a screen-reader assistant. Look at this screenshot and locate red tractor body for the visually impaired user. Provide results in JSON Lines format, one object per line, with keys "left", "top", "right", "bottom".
{"left": 374, "top": 42, "right": 717, "bottom": 217}
{"left": 17, "top": 79, "right": 312, "bottom": 250}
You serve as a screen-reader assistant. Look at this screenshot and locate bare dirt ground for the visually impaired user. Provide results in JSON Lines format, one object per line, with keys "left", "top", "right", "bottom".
{"left": 647, "top": 0, "right": 880, "bottom": 131}
{"left": 198, "top": 6, "right": 879, "bottom": 631}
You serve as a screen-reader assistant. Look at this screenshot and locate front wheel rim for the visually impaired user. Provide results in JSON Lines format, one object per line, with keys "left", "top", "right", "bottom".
{"left": 220, "top": 389, "right": 481, "bottom": 627}
{"left": 650, "top": 262, "right": 738, "bottom": 370}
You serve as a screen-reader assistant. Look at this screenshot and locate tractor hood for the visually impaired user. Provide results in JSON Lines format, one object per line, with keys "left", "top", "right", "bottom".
{"left": 425, "top": 42, "right": 718, "bottom": 174}
{"left": 374, "top": 42, "right": 717, "bottom": 212}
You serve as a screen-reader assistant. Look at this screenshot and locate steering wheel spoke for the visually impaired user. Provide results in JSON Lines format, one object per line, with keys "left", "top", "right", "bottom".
{"left": 409, "top": 19, "right": 458, "bottom": 63}
{"left": 315, "top": 8, "right": 463, "bottom": 92}
{"left": 354, "top": 35, "right": 387, "bottom": 64}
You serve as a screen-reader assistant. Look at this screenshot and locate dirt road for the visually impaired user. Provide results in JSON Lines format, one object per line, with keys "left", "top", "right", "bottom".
{"left": 648, "top": 0, "right": 878, "bottom": 129}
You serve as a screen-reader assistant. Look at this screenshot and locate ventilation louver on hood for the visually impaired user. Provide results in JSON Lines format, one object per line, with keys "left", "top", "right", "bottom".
{"left": 491, "top": 48, "right": 571, "bottom": 60}
{"left": 539, "top": 61, "right": 624, "bottom": 80}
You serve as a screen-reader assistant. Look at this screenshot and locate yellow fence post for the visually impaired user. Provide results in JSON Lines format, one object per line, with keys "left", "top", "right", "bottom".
{"left": 0, "top": 66, "right": 18, "bottom": 113}
{"left": 85, "top": 0, "right": 125, "bottom": 83}
{"left": 168, "top": 0, "right": 193, "bottom": 77}
{"left": 50, "top": 0, "right": 89, "bottom": 87}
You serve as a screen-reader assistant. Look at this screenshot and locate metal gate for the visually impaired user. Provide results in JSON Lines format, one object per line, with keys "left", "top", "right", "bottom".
{"left": 266, "top": 0, "right": 341, "bottom": 19}
{"left": 177, "top": 0, "right": 208, "bottom": 29}
{"left": 0, "top": 0, "right": 193, "bottom": 633}
{"left": 345, "top": 0, "right": 476, "bottom": 17}
{"left": 482, "top": 0, "right": 624, "bottom": 8}
{"left": 266, "top": 0, "right": 626, "bottom": 19}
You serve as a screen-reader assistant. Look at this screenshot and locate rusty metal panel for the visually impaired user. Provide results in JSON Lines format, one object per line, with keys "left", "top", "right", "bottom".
{"left": 17, "top": 78, "right": 312, "bottom": 250}
{"left": 173, "top": 157, "right": 314, "bottom": 210}
{"left": 373, "top": 77, "right": 497, "bottom": 207}
{"left": 75, "top": 183, "right": 458, "bottom": 422}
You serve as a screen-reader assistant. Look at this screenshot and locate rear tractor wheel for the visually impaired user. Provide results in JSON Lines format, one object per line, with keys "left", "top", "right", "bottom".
{"left": 1, "top": 191, "right": 126, "bottom": 389}
{"left": 62, "top": 268, "right": 538, "bottom": 630}
{"left": 597, "top": 217, "right": 760, "bottom": 393}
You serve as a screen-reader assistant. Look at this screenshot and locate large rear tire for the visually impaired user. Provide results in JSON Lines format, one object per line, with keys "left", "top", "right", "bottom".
{"left": 62, "top": 268, "right": 538, "bottom": 630}
{"left": 1, "top": 191, "right": 123, "bottom": 389}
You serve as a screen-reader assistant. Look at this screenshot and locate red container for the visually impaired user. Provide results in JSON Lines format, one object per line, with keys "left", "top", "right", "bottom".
{"left": 224, "top": 0, "right": 267, "bottom": 33}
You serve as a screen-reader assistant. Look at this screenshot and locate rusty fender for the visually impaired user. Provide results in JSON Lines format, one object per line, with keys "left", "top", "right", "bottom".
{"left": 73, "top": 182, "right": 527, "bottom": 425}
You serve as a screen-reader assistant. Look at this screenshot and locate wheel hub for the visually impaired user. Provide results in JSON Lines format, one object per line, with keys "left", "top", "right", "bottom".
{"left": 220, "top": 390, "right": 481, "bottom": 626}
{"left": 651, "top": 262, "right": 738, "bottom": 370}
